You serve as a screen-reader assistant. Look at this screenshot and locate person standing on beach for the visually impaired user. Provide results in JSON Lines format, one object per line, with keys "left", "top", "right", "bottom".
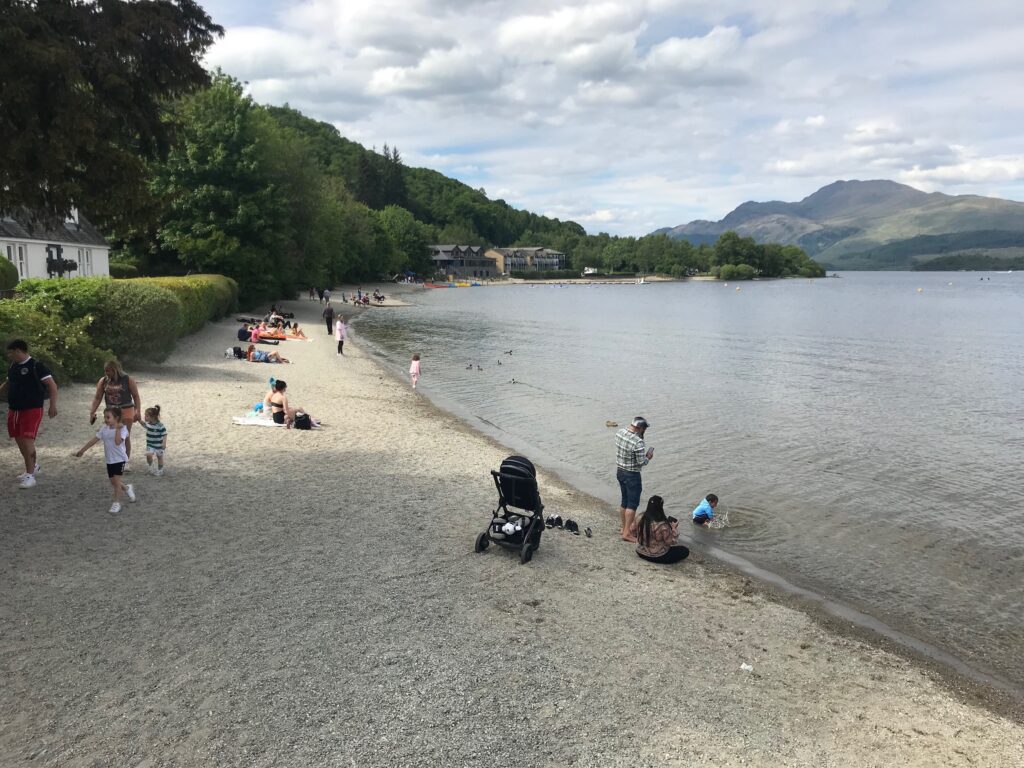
{"left": 323, "top": 302, "right": 335, "bottom": 335}
{"left": 334, "top": 316, "right": 347, "bottom": 355}
{"left": 2, "top": 339, "right": 58, "bottom": 489}
{"left": 615, "top": 416, "right": 653, "bottom": 542}
{"left": 324, "top": 288, "right": 331, "bottom": 304}
{"left": 409, "top": 353, "right": 421, "bottom": 388}
{"left": 88, "top": 361, "right": 142, "bottom": 469}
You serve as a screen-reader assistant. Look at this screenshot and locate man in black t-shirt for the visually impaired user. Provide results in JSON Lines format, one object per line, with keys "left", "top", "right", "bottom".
{"left": 1, "top": 339, "right": 59, "bottom": 489}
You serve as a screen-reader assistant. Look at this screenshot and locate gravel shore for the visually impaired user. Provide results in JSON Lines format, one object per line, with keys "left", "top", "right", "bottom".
{"left": 2, "top": 294, "right": 1022, "bottom": 767}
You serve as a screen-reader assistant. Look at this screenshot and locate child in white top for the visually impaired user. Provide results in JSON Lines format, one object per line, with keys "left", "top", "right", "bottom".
{"left": 409, "top": 353, "right": 422, "bottom": 389}
{"left": 74, "top": 406, "right": 137, "bottom": 514}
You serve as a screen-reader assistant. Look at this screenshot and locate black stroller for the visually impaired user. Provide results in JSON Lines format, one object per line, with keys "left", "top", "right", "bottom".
{"left": 474, "top": 455, "right": 544, "bottom": 564}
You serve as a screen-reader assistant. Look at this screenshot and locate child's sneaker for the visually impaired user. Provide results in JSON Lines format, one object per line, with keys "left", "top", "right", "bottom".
{"left": 18, "top": 475, "right": 37, "bottom": 489}
{"left": 16, "top": 463, "right": 40, "bottom": 479}
{"left": 154, "top": 468, "right": 164, "bottom": 477}
{"left": 109, "top": 502, "right": 122, "bottom": 514}
{"left": 125, "top": 484, "right": 137, "bottom": 503}
{"left": 148, "top": 465, "right": 160, "bottom": 476}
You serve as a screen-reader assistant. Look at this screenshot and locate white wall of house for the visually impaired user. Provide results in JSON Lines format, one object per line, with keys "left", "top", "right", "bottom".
{"left": 2, "top": 238, "right": 110, "bottom": 280}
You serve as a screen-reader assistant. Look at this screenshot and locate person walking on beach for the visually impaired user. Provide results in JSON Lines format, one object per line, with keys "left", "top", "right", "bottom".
{"left": 615, "top": 416, "right": 653, "bottom": 542}
{"left": 409, "top": 353, "right": 422, "bottom": 388}
{"left": 73, "top": 405, "right": 136, "bottom": 514}
{"left": 2, "top": 339, "right": 58, "bottom": 489}
{"left": 323, "top": 302, "right": 335, "bottom": 335}
{"left": 334, "top": 316, "right": 347, "bottom": 355}
{"left": 324, "top": 288, "right": 331, "bottom": 304}
{"left": 88, "top": 361, "right": 142, "bottom": 470}
{"left": 143, "top": 405, "right": 168, "bottom": 476}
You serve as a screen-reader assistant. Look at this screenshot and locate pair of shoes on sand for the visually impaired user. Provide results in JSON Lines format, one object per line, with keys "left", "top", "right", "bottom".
{"left": 546, "top": 516, "right": 585, "bottom": 535}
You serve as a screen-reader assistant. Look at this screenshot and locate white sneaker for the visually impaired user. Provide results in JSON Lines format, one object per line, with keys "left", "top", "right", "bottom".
{"left": 16, "top": 464, "right": 40, "bottom": 480}
{"left": 154, "top": 468, "right": 164, "bottom": 477}
{"left": 125, "top": 484, "right": 137, "bottom": 503}
{"left": 109, "top": 502, "right": 122, "bottom": 514}
{"left": 148, "top": 465, "right": 159, "bottom": 476}
{"left": 18, "top": 475, "right": 37, "bottom": 489}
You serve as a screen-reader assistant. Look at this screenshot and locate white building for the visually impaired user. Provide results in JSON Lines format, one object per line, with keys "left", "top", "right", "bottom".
{"left": 1, "top": 209, "right": 110, "bottom": 280}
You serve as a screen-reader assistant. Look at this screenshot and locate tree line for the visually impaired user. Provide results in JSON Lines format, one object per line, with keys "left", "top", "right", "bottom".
{"left": 1, "top": 1, "right": 823, "bottom": 303}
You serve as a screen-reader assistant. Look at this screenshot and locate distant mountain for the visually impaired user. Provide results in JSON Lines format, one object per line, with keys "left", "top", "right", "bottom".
{"left": 655, "top": 180, "right": 1024, "bottom": 269}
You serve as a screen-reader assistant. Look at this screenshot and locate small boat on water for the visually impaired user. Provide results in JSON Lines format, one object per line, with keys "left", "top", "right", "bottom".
{"left": 636, "top": 278, "right": 647, "bottom": 285}
{"left": 424, "top": 282, "right": 449, "bottom": 288}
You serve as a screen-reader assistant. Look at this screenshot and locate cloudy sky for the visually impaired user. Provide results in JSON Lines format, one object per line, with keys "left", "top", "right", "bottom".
{"left": 203, "top": 0, "right": 1024, "bottom": 236}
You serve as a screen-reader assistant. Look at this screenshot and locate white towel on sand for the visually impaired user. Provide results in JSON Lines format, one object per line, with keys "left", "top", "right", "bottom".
{"left": 231, "top": 415, "right": 284, "bottom": 427}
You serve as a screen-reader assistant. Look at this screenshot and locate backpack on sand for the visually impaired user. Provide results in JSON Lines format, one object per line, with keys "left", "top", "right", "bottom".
{"left": 293, "top": 412, "right": 312, "bottom": 430}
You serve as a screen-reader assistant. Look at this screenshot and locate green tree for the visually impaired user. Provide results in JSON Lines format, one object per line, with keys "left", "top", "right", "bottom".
{"left": 379, "top": 205, "right": 430, "bottom": 275}
{"left": 151, "top": 76, "right": 293, "bottom": 302}
{"left": 0, "top": 0, "right": 222, "bottom": 225}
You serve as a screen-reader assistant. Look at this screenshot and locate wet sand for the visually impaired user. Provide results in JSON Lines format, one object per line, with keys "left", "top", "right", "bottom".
{"left": 1, "top": 292, "right": 1022, "bottom": 766}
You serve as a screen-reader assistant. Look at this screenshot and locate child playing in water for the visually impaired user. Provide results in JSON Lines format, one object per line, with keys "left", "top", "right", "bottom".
{"left": 692, "top": 493, "right": 718, "bottom": 527}
{"left": 409, "top": 353, "right": 422, "bottom": 389}
{"left": 144, "top": 405, "right": 168, "bottom": 476}
{"left": 73, "top": 406, "right": 137, "bottom": 514}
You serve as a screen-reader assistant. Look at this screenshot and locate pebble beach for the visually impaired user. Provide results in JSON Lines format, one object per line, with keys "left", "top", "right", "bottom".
{"left": 2, "top": 289, "right": 1022, "bottom": 767}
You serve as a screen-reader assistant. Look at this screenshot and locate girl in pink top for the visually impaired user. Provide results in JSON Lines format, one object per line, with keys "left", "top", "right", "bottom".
{"left": 334, "top": 316, "right": 347, "bottom": 355}
{"left": 409, "top": 353, "right": 421, "bottom": 389}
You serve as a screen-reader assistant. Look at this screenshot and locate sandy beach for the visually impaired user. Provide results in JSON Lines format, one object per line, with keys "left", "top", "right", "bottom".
{"left": 2, "top": 291, "right": 1022, "bottom": 767}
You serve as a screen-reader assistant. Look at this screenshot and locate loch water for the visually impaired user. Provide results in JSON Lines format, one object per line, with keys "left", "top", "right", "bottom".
{"left": 354, "top": 272, "right": 1024, "bottom": 691}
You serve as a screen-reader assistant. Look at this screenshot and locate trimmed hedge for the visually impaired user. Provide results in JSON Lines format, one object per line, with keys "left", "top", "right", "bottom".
{"left": 109, "top": 262, "right": 140, "bottom": 279}
{"left": 0, "top": 301, "right": 110, "bottom": 381}
{"left": 12, "top": 274, "right": 239, "bottom": 366}
{"left": 0, "top": 258, "right": 18, "bottom": 290}
{"left": 136, "top": 275, "right": 238, "bottom": 334}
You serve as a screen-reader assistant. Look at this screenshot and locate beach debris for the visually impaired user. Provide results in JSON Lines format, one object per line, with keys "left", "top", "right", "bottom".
{"left": 740, "top": 663, "right": 754, "bottom": 673}
{"left": 917, "top": 287, "right": 924, "bottom": 293}
{"left": 477, "top": 365, "right": 483, "bottom": 371}
{"left": 605, "top": 420, "right": 618, "bottom": 427}
{"left": 584, "top": 527, "right": 593, "bottom": 538}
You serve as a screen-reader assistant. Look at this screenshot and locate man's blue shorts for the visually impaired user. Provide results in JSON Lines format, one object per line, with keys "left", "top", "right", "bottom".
{"left": 616, "top": 468, "right": 642, "bottom": 510}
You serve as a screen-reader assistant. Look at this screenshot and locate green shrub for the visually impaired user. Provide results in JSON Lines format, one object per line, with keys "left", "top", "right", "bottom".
{"left": 0, "top": 258, "right": 18, "bottom": 290}
{"left": 109, "top": 262, "right": 140, "bottom": 279}
{"left": 718, "top": 263, "right": 757, "bottom": 280}
{"left": 0, "top": 301, "right": 110, "bottom": 381}
{"left": 16, "top": 277, "right": 183, "bottom": 362}
{"left": 137, "top": 275, "right": 238, "bottom": 334}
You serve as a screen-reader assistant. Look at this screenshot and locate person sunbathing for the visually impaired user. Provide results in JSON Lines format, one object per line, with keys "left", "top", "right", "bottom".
{"left": 288, "top": 323, "right": 307, "bottom": 339}
{"left": 263, "top": 380, "right": 316, "bottom": 427}
{"left": 246, "top": 344, "right": 288, "bottom": 364}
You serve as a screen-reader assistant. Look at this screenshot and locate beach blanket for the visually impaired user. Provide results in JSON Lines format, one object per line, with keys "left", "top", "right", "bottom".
{"left": 232, "top": 415, "right": 284, "bottom": 427}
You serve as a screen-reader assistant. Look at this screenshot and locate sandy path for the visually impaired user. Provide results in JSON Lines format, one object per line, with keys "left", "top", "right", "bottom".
{"left": 2, "top": 296, "right": 1022, "bottom": 767}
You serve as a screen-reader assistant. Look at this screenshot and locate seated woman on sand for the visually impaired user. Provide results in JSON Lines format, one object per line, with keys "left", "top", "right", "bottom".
{"left": 288, "top": 323, "right": 307, "bottom": 339}
{"left": 263, "top": 380, "right": 318, "bottom": 427}
{"left": 246, "top": 344, "right": 289, "bottom": 364}
{"left": 635, "top": 496, "right": 689, "bottom": 565}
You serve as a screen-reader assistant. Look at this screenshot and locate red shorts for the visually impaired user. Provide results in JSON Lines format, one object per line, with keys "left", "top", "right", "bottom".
{"left": 8, "top": 407, "right": 44, "bottom": 440}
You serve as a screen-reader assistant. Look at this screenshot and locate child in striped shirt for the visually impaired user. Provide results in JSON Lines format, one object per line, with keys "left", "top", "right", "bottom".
{"left": 144, "top": 405, "right": 168, "bottom": 476}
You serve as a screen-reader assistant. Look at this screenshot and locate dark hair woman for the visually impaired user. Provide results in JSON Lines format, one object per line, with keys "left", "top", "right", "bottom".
{"left": 636, "top": 495, "right": 689, "bottom": 564}
{"left": 89, "top": 360, "right": 142, "bottom": 464}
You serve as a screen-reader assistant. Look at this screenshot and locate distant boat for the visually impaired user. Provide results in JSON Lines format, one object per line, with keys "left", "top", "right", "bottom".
{"left": 636, "top": 277, "right": 647, "bottom": 285}
{"left": 424, "top": 282, "right": 449, "bottom": 288}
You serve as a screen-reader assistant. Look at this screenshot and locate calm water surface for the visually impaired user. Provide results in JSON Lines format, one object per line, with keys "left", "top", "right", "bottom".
{"left": 355, "top": 272, "right": 1024, "bottom": 690}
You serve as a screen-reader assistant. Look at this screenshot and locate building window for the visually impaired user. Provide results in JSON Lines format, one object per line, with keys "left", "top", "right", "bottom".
{"left": 16, "top": 245, "right": 26, "bottom": 277}
{"left": 84, "top": 248, "right": 92, "bottom": 276}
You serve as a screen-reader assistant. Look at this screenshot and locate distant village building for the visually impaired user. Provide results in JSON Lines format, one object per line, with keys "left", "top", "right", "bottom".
{"left": 428, "top": 245, "right": 497, "bottom": 278}
{"left": 1, "top": 209, "right": 110, "bottom": 280}
{"left": 486, "top": 247, "right": 566, "bottom": 274}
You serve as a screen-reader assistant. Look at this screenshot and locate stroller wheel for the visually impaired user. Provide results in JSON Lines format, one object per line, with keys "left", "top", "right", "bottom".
{"left": 474, "top": 532, "right": 489, "bottom": 553}
{"left": 520, "top": 542, "right": 534, "bottom": 564}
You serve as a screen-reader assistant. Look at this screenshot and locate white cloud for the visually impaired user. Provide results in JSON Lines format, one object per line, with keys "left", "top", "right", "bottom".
{"left": 204, "top": 0, "right": 1024, "bottom": 235}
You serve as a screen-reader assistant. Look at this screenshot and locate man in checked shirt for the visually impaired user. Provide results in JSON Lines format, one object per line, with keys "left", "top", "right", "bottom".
{"left": 615, "top": 416, "right": 654, "bottom": 542}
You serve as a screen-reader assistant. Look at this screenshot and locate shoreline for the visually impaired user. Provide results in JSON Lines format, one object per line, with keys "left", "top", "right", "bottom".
{"left": 349, "top": 287, "right": 1024, "bottom": 720}
{"left": 2, "top": 294, "right": 1022, "bottom": 765}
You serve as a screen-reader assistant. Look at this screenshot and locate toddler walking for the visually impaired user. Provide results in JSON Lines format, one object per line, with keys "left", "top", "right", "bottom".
{"left": 74, "top": 406, "right": 136, "bottom": 514}
{"left": 144, "top": 405, "right": 168, "bottom": 476}
{"left": 409, "top": 353, "right": 422, "bottom": 389}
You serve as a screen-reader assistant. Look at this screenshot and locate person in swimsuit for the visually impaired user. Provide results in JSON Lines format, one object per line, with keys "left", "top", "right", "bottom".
{"left": 89, "top": 360, "right": 142, "bottom": 465}
{"left": 263, "top": 380, "right": 315, "bottom": 427}
{"left": 246, "top": 345, "right": 288, "bottom": 364}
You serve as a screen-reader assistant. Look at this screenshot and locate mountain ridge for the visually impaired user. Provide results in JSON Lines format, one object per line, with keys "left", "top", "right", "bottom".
{"left": 655, "top": 180, "right": 1024, "bottom": 269}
